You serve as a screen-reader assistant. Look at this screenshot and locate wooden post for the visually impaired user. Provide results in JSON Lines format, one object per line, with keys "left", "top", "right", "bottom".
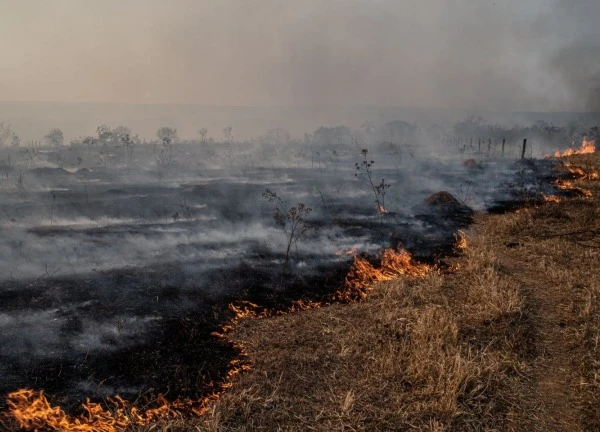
{"left": 478, "top": 138, "right": 481, "bottom": 154}
{"left": 488, "top": 138, "right": 491, "bottom": 155}
{"left": 521, "top": 138, "right": 527, "bottom": 159}
{"left": 502, "top": 138, "right": 505, "bottom": 157}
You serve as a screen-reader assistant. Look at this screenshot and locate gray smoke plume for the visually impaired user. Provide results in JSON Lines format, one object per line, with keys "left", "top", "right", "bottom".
{"left": 0, "top": 0, "right": 599, "bottom": 144}
{"left": 0, "top": 0, "right": 595, "bottom": 111}
{"left": 544, "top": 0, "right": 600, "bottom": 112}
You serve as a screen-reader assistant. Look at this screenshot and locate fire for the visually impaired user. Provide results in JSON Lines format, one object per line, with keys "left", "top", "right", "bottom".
{"left": 552, "top": 179, "right": 593, "bottom": 198}
{"left": 453, "top": 230, "right": 468, "bottom": 251}
{"left": 221, "top": 247, "right": 431, "bottom": 324}
{"left": 376, "top": 204, "right": 389, "bottom": 214}
{"left": 2, "top": 389, "right": 195, "bottom": 432}
{"left": 563, "top": 162, "right": 600, "bottom": 180}
{"left": 552, "top": 178, "right": 593, "bottom": 198}
{"left": 337, "top": 245, "right": 431, "bottom": 301}
{"left": 4, "top": 343, "right": 251, "bottom": 431}
{"left": 4, "top": 244, "right": 434, "bottom": 431}
{"left": 3, "top": 387, "right": 235, "bottom": 432}
{"left": 553, "top": 179, "right": 571, "bottom": 189}
{"left": 563, "top": 162, "right": 586, "bottom": 177}
{"left": 542, "top": 194, "right": 561, "bottom": 204}
{"left": 553, "top": 138, "right": 596, "bottom": 158}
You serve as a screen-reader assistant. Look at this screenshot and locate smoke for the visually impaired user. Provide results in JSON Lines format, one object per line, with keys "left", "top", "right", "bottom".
{"left": 543, "top": 0, "right": 600, "bottom": 112}
{"left": 0, "top": 0, "right": 597, "bottom": 113}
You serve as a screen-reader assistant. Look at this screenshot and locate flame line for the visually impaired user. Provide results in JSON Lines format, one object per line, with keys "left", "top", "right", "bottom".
{"left": 2, "top": 244, "right": 433, "bottom": 431}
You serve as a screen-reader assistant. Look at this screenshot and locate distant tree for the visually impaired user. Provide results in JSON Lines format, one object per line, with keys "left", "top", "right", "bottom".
{"left": 112, "top": 125, "right": 131, "bottom": 143}
{"left": 123, "top": 134, "right": 138, "bottom": 165}
{"left": 0, "top": 121, "right": 15, "bottom": 147}
{"left": 96, "top": 124, "right": 114, "bottom": 144}
{"left": 351, "top": 130, "right": 364, "bottom": 149}
{"left": 198, "top": 127, "right": 208, "bottom": 144}
{"left": 44, "top": 128, "right": 64, "bottom": 146}
{"left": 11, "top": 133, "right": 20, "bottom": 147}
{"left": 156, "top": 127, "right": 177, "bottom": 165}
{"left": 222, "top": 126, "right": 233, "bottom": 143}
{"left": 110, "top": 125, "right": 139, "bottom": 164}
{"left": 82, "top": 136, "right": 98, "bottom": 146}
{"left": 223, "top": 126, "right": 234, "bottom": 167}
{"left": 157, "top": 127, "right": 178, "bottom": 145}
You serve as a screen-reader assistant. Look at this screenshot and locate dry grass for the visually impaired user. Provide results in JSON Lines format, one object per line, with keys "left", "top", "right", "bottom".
{"left": 136, "top": 231, "right": 530, "bottom": 430}
{"left": 133, "top": 154, "right": 600, "bottom": 431}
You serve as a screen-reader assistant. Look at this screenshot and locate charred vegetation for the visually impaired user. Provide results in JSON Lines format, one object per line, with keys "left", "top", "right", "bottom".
{"left": 0, "top": 118, "right": 598, "bottom": 430}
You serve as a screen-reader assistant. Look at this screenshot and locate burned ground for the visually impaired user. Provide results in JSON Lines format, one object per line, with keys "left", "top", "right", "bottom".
{"left": 0, "top": 142, "right": 571, "bottom": 430}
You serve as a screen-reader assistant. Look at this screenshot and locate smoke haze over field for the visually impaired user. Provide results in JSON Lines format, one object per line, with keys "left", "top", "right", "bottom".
{"left": 0, "top": 0, "right": 599, "bottom": 112}
{"left": 546, "top": 0, "right": 600, "bottom": 112}
{"left": 2, "top": 0, "right": 597, "bottom": 412}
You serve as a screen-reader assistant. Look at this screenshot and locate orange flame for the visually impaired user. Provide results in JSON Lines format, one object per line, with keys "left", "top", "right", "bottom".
{"left": 4, "top": 244, "right": 436, "bottom": 431}
{"left": 553, "top": 179, "right": 573, "bottom": 190}
{"left": 3, "top": 347, "right": 250, "bottom": 431}
{"left": 376, "top": 204, "right": 389, "bottom": 214}
{"left": 553, "top": 138, "right": 596, "bottom": 158}
{"left": 453, "top": 230, "right": 468, "bottom": 251}
{"left": 2, "top": 389, "right": 197, "bottom": 432}
{"left": 563, "top": 162, "right": 600, "bottom": 180}
{"left": 552, "top": 178, "right": 593, "bottom": 198}
{"left": 542, "top": 194, "right": 561, "bottom": 204}
{"left": 337, "top": 245, "right": 431, "bottom": 301}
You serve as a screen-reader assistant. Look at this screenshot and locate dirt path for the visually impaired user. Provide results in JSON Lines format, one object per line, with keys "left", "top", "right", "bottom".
{"left": 503, "top": 250, "right": 583, "bottom": 431}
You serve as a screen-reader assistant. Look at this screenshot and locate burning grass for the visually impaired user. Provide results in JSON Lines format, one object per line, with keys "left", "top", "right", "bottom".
{"left": 336, "top": 245, "right": 431, "bottom": 302}
{"left": 2, "top": 244, "right": 432, "bottom": 432}
{"left": 553, "top": 138, "right": 596, "bottom": 158}
{"left": 2, "top": 363, "right": 248, "bottom": 432}
{"left": 3, "top": 390, "right": 193, "bottom": 432}
{"left": 180, "top": 223, "right": 532, "bottom": 431}
{"left": 453, "top": 229, "right": 468, "bottom": 251}
{"left": 7, "top": 154, "right": 600, "bottom": 431}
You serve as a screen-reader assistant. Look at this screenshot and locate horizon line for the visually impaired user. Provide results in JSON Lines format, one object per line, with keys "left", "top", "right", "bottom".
{"left": 0, "top": 100, "right": 598, "bottom": 115}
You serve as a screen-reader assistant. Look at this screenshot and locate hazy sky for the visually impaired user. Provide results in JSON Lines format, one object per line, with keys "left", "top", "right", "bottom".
{"left": 0, "top": 0, "right": 598, "bottom": 111}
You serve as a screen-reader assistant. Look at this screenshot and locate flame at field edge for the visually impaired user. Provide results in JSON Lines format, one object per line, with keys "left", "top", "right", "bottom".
{"left": 552, "top": 138, "right": 596, "bottom": 158}
{"left": 453, "top": 230, "right": 468, "bottom": 251}
{"left": 3, "top": 245, "right": 432, "bottom": 431}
